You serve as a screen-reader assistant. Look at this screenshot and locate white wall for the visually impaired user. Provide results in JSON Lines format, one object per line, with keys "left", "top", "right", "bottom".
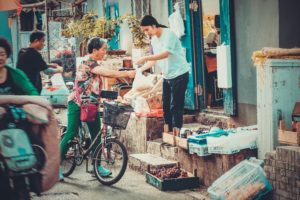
{"left": 151, "top": 0, "right": 169, "bottom": 27}
{"left": 118, "top": 0, "right": 133, "bottom": 53}
{"left": 118, "top": 0, "right": 168, "bottom": 54}
{"left": 202, "top": 0, "right": 220, "bottom": 15}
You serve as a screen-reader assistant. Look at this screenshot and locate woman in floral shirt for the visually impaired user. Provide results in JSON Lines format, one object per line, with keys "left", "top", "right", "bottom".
{"left": 60, "top": 37, "right": 135, "bottom": 180}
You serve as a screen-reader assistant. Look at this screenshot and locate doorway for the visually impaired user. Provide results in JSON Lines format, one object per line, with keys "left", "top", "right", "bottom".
{"left": 201, "top": 0, "right": 223, "bottom": 111}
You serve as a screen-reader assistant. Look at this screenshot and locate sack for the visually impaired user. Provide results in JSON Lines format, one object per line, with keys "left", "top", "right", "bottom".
{"left": 0, "top": 96, "right": 60, "bottom": 192}
{"left": 80, "top": 103, "right": 98, "bottom": 122}
{"left": 0, "top": 128, "right": 37, "bottom": 172}
{"left": 133, "top": 97, "right": 150, "bottom": 113}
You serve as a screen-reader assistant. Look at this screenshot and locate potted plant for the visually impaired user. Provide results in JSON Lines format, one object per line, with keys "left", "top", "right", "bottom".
{"left": 119, "top": 14, "right": 150, "bottom": 49}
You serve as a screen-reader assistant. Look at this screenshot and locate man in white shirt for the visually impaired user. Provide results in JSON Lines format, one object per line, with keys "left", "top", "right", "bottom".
{"left": 136, "top": 15, "right": 189, "bottom": 132}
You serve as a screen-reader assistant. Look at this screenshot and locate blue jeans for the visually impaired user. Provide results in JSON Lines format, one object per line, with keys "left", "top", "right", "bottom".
{"left": 163, "top": 72, "right": 189, "bottom": 130}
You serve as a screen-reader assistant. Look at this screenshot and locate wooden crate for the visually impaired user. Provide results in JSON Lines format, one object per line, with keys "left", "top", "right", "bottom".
{"left": 162, "top": 132, "right": 188, "bottom": 150}
{"left": 145, "top": 172, "right": 199, "bottom": 191}
{"left": 278, "top": 120, "right": 300, "bottom": 146}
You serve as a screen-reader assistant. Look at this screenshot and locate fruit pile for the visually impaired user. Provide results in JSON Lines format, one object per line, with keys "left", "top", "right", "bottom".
{"left": 150, "top": 166, "right": 188, "bottom": 179}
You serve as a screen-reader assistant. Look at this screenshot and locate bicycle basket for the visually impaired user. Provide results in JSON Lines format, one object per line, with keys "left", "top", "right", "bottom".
{"left": 102, "top": 101, "right": 133, "bottom": 129}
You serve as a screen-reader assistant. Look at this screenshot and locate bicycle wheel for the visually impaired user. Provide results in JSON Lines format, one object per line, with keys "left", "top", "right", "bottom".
{"left": 61, "top": 134, "right": 77, "bottom": 177}
{"left": 92, "top": 138, "right": 128, "bottom": 185}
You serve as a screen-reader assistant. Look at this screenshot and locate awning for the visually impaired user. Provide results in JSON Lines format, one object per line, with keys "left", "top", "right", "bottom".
{"left": 0, "top": 0, "right": 22, "bottom": 15}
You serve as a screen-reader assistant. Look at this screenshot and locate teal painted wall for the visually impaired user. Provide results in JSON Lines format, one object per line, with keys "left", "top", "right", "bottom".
{"left": 0, "top": 11, "right": 12, "bottom": 44}
{"left": 0, "top": 11, "right": 13, "bottom": 66}
{"left": 169, "top": 0, "right": 196, "bottom": 110}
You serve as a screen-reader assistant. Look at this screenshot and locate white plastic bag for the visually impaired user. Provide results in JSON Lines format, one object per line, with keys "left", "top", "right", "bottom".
{"left": 168, "top": 3, "right": 185, "bottom": 38}
{"left": 132, "top": 70, "right": 155, "bottom": 91}
{"left": 133, "top": 97, "right": 150, "bottom": 113}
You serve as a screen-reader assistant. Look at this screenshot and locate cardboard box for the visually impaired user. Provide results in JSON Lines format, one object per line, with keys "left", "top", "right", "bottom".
{"left": 162, "top": 132, "right": 188, "bottom": 150}
{"left": 278, "top": 120, "right": 300, "bottom": 146}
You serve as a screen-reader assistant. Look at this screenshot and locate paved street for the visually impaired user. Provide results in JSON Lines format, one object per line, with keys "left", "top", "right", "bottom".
{"left": 33, "top": 164, "right": 209, "bottom": 200}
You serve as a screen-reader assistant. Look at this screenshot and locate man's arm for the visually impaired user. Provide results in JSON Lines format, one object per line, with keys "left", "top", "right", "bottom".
{"left": 43, "top": 65, "right": 63, "bottom": 75}
{"left": 139, "top": 61, "right": 156, "bottom": 72}
{"left": 136, "top": 52, "right": 169, "bottom": 65}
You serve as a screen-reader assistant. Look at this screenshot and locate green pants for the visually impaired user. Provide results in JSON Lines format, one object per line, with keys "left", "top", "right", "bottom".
{"left": 60, "top": 101, "right": 100, "bottom": 161}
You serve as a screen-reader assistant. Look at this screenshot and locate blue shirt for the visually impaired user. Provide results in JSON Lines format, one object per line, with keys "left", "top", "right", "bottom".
{"left": 151, "top": 28, "right": 189, "bottom": 79}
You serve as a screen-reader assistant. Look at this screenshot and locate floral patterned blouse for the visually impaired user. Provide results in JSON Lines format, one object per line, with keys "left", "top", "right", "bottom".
{"left": 68, "top": 57, "right": 102, "bottom": 106}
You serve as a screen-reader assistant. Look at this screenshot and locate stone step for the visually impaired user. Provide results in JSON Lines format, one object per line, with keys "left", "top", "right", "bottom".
{"left": 146, "top": 124, "right": 211, "bottom": 161}
{"left": 129, "top": 153, "right": 177, "bottom": 174}
{"left": 146, "top": 139, "right": 179, "bottom": 161}
{"left": 196, "top": 112, "right": 231, "bottom": 129}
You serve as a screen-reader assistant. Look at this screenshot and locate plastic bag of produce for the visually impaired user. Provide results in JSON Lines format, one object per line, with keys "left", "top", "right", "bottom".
{"left": 133, "top": 97, "right": 150, "bottom": 113}
{"left": 132, "top": 70, "right": 156, "bottom": 91}
{"left": 208, "top": 158, "right": 272, "bottom": 200}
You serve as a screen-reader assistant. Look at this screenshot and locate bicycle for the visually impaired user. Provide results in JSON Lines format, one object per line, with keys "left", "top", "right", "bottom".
{"left": 60, "top": 91, "right": 133, "bottom": 185}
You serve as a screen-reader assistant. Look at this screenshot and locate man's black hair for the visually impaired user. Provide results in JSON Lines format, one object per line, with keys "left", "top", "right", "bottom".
{"left": 87, "top": 37, "right": 106, "bottom": 54}
{"left": 140, "top": 15, "right": 167, "bottom": 28}
{"left": 30, "top": 31, "right": 46, "bottom": 43}
{"left": 0, "top": 37, "right": 12, "bottom": 57}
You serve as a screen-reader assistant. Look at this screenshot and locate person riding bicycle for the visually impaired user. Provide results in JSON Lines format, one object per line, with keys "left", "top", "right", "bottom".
{"left": 60, "top": 37, "right": 135, "bottom": 180}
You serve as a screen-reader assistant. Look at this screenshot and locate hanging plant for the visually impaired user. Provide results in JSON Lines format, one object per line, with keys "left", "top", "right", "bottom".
{"left": 62, "top": 11, "right": 117, "bottom": 41}
{"left": 119, "top": 14, "right": 150, "bottom": 49}
{"left": 62, "top": 11, "right": 118, "bottom": 56}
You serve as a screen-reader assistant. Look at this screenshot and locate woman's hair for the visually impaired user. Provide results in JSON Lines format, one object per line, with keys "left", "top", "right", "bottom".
{"left": 87, "top": 37, "right": 106, "bottom": 54}
{"left": 30, "top": 31, "right": 45, "bottom": 43}
{"left": 0, "top": 37, "right": 12, "bottom": 57}
{"left": 140, "top": 15, "right": 167, "bottom": 28}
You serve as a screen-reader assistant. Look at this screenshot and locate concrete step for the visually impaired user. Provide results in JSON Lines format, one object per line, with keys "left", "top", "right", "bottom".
{"left": 145, "top": 124, "right": 210, "bottom": 161}
{"left": 129, "top": 153, "right": 177, "bottom": 174}
{"left": 146, "top": 139, "right": 179, "bottom": 161}
{"left": 196, "top": 112, "right": 231, "bottom": 129}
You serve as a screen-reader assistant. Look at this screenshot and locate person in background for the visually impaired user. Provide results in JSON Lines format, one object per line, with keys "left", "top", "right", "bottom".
{"left": 59, "top": 37, "right": 135, "bottom": 181}
{"left": 136, "top": 15, "right": 190, "bottom": 133}
{"left": 17, "top": 31, "right": 63, "bottom": 94}
{"left": 0, "top": 37, "right": 38, "bottom": 95}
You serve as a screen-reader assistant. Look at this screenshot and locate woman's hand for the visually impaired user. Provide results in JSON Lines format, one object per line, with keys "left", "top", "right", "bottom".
{"left": 127, "top": 70, "right": 136, "bottom": 78}
{"left": 135, "top": 56, "right": 148, "bottom": 65}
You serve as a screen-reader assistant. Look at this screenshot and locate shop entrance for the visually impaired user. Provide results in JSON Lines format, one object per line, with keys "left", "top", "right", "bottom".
{"left": 190, "top": 0, "right": 237, "bottom": 116}
{"left": 201, "top": 0, "right": 223, "bottom": 110}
